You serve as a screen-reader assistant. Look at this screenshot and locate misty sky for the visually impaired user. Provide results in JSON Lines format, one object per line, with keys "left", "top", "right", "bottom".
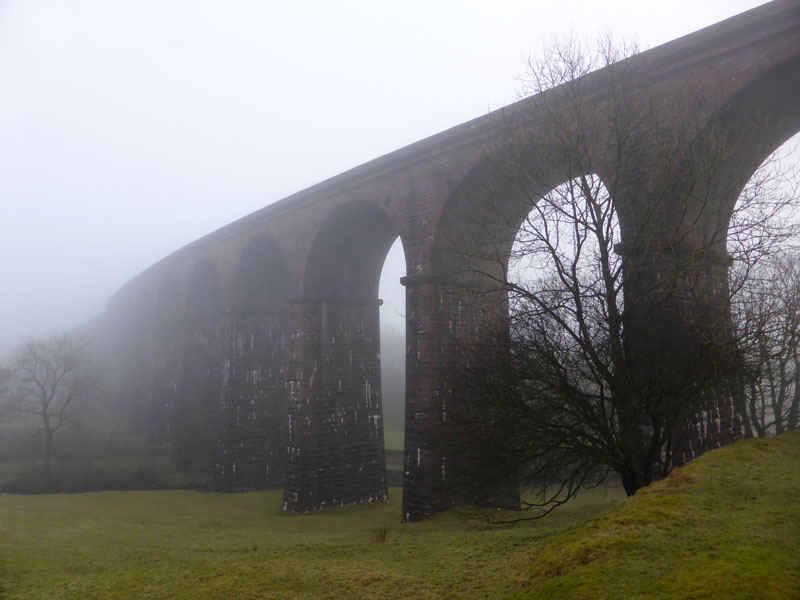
{"left": 0, "top": 0, "right": 773, "bottom": 356}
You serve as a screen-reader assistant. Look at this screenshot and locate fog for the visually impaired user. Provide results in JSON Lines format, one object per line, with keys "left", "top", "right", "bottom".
{"left": 0, "top": 0, "right": 769, "bottom": 357}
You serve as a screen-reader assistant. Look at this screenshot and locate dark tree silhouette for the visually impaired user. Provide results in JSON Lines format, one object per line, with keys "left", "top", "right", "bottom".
{"left": 10, "top": 334, "right": 98, "bottom": 479}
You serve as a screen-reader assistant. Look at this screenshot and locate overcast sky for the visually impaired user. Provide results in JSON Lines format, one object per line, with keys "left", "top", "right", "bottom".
{"left": 0, "top": 0, "right": 774, "bottom": 356}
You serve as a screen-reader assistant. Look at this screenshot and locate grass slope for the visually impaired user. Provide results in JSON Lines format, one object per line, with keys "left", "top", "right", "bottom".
{"left": 0, "top": 433, "right": 796, "bottom": 599}
{"left": 514, "top": 432, "right": 800, "bottom": 599}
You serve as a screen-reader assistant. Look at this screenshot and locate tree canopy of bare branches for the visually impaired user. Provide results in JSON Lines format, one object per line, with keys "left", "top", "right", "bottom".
{"left": 733, "top": 254, "right": 800, "bottom": 437}
{"left": 9, "top": 334, "right": 98, "bottom": 479}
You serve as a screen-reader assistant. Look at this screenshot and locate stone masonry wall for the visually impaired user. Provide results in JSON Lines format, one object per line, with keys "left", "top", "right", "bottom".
{"left": 284, "top": 299, "right": 387, "bottom": 512}
{"left": 148, "top": 319, "right": 183, "bottom": 445}
{"left": 171, "top": 318, "right": 221, "bottom": 473}
{"left": 214, "top": 311, "right": 289, "bottom": 491}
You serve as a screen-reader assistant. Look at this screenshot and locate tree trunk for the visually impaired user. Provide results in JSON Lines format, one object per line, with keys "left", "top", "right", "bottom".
{"left": 788, "top": 364, "right": 800, "bottom": 431}
{"left": 43, "top": 429, "right": 53, "bottom": 480}
{"left": 619, "top": 470, "right": 646, "bottom": 497}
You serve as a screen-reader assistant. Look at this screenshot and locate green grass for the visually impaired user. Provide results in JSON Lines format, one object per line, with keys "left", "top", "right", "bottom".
{"left": 0, "top": 487, "right": 621, "bottom": 599}
{"left": 383, "top": 428, "right": 404, "bottom": 450}
{"left": 513, "top": 432, "right": 800, "bottom": 599}
{"left": 0, "top": 433, "right": 798, "bottom": 599}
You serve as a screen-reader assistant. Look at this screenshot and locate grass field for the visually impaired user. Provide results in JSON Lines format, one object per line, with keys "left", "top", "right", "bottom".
{"left": 383, "top": 428, "right": 404, "bottom": 451}
{"left": 0, "top": 433, "right": 798, "bottom": 599}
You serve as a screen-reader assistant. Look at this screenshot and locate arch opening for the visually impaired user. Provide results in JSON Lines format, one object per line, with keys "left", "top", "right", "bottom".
{"left": 186, "top": 258, "right": 222, "bottom": 319}
{"left": 286, "top": 201, "right": 404, "bottom": 512}
{"left": 468, "top": 173, "right": 633, "bottom": 505}
{"left": 379, "top": 236, "right": 406, "bottom": 458}
{"left": 304, "top": 201, "right": 399, "bottom": 301}
{"left": 233, "top": 235, "right": 291, "bottom": 313}
{"left": 729, "top": 133, "right": 800, "bottom": 439}
{"left": 509, "top": 174, "right": 621, "bottom": 324}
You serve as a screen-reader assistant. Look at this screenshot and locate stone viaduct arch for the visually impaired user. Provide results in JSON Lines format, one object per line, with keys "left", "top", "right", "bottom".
{"left": 285, "top": 201, "right": 401, "bottom": 510}
{"left": 101, "top": 1, "right": 800, "bottom": 521}
{"left": 217, "top": 234, "right": 291, "bottom": 491}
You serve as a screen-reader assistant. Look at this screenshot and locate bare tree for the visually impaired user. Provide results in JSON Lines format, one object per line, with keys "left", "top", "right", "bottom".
{"left": 10, "top": 334, "right": 98, "bottom": 479}
{"left": 733, "top": 254, "right": 800, "bottom": 437}
{"left": 447, "top": 36, "right": 799, "bottom": 520}
{"left": 728, "top": 142, "right": 800, "bottom": 437}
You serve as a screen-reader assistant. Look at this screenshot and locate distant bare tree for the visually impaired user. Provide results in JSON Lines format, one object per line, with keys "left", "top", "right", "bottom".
{"left": 10, "top": 334, "right": 98, "bottom": 478}
{"left": 733, "top": 254, "right": 800, "bottom": 437}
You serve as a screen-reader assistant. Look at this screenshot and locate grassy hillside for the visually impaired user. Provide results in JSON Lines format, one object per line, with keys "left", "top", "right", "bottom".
{"left": 0, "top": 433, "right": 797, "bottom": 599}
{"left": 513, "top": 432, "right": 800, "bottom": 599}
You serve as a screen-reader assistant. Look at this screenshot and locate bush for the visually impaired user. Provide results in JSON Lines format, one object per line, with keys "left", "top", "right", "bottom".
{"left": 3, "top": 477, "right": 63, "bottom": 494}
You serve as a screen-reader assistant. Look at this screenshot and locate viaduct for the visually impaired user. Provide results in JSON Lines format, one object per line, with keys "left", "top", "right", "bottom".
{"left": 101, "top": 1, "right": 800, "bottom": 521}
